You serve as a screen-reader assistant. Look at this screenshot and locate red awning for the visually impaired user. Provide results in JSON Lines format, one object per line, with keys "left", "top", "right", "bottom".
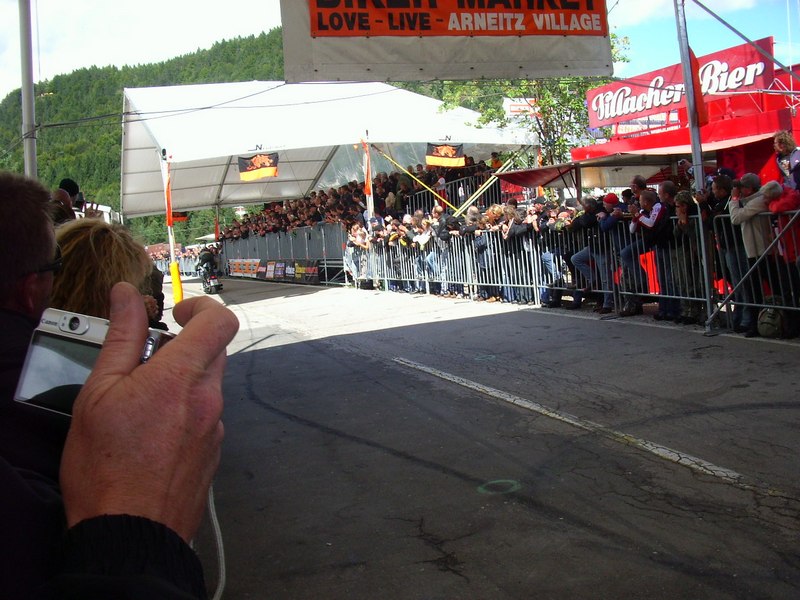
{"left": 500, "top": 108, "right": 796, "bottom": 190}
{"left": 497, "top": 163, "right": 578, "bottom": 189}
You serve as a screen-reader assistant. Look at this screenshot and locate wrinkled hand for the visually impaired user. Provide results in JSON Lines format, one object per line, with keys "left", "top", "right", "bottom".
{"left": 59, "top": 282, "right": 239, "bottom": 542}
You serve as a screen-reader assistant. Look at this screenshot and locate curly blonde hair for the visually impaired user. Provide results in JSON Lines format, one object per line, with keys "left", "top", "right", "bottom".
{"left": 773, "top": 130, "right": 797, "bottom": 153}
{"left": 51, "top": 219, "right": 151, "bottom": 319}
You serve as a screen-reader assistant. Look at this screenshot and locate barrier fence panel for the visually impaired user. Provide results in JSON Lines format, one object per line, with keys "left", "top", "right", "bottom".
{"left": 218, "top": 223, "right": 348, "bottom": 285}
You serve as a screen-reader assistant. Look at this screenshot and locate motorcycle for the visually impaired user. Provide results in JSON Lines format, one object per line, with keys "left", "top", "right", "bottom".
{"left": 200, "top": 266, "right": 223, "bottom": 294}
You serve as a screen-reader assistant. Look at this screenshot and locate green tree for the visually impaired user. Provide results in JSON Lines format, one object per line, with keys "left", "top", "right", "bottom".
{"left": 402, "top": 33, "right": 630, "bottom": 166}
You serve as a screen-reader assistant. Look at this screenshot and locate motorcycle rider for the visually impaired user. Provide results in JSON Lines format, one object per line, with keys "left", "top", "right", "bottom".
{"left": 196, "top": 246, "right": 220, "bottom": 292}
{"left": 196, "top": 246, "right": 216, "bottom": 278}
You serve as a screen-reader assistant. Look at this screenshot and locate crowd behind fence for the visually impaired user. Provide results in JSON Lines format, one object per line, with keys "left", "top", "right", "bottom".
{"left": 208, "top": 201, "right": 800, "bottom": 337}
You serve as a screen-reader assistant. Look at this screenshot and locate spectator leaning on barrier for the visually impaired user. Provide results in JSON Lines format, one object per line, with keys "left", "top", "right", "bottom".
{"left": 729, "top": 174, "right": 775, "bottom": 337}
{"left": 653, "top": 181, "right": 680, "bottom": 322}
{"left": 566, "top": 196, "right": 601, "bottom": 310}
{"left": 672, "top": 190, "right": 705, "bottom": 325}
{"left": 702, "top": 174, "right": 752, "bottom": 332}
{"left": 764, "top": 182, "right": 800, "bottom": 307}
{"left": 571, "top": 195, "right": 615, "bottom": 314}
{"left": 619, "top": 188, "right": 670, "bottom": 317}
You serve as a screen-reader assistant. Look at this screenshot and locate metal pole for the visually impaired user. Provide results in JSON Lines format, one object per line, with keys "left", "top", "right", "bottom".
{"left": 674, "top": 0, "right": 704, "bottom": 194}
{"left": 675, "top": 0, "right": 714, "bottom": 323}
{"left": 18, "top": 0, "right": 37, "bottom": 177}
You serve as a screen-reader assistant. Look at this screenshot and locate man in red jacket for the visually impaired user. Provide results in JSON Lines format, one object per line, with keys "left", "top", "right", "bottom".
{"left": 765, "top": 182, "right": 800, "bottom": 307}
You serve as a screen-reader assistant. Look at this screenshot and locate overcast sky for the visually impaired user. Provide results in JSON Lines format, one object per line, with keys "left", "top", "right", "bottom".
{"left": 0, "top": 0, "right": 796, "bottom": 101}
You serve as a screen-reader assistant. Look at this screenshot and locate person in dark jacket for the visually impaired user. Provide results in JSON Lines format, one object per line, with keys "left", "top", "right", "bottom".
{"left": 568, "top": 196, "right": 614, "bottom": 312}
{"left": 619, "top": 188, "right": 670, "bottom": 316}
{"left": 700, "top": 174, "right": 753, "bottom": 332}
{"left": 654, "top": 181, "right": 680, "bottom": 321}
{"left": 500, "top": 205, "right": 535, "bottom": 303}
{"left": 1, "top": 171, "right": 239, "bottom": 599}
{"left": 0, "top": 172, "right": 69, "bottom": 597}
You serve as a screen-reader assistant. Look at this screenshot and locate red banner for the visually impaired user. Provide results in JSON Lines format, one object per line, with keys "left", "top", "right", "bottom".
{"left": 309, "top": 0, "right": 608, "bottom": 38}
{"left": 586, "top": 37, "right": 774, "bottom": 128}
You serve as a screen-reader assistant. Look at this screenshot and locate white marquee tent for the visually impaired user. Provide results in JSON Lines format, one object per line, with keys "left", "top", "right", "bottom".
{"left": 120, "top": 81, "right": 532, "bottom": 219}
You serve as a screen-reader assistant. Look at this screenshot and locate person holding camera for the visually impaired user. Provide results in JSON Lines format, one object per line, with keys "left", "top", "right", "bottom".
{"left": 1, "top": 171, "right": 240, "bottom": 598}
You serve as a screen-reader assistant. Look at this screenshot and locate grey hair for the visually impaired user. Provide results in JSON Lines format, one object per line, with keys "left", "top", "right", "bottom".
{"left": 740, "top": 172, "right": 761, "bottom": 191}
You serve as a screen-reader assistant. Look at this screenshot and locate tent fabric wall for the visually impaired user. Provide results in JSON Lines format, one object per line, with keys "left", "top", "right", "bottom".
{"left": 120, "top": 81, "right": 529, "bottom": 219}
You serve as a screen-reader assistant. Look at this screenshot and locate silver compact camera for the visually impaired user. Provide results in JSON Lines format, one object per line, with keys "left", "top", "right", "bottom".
{"left": 14, "top": 308, "right": 173, "bottom": 418}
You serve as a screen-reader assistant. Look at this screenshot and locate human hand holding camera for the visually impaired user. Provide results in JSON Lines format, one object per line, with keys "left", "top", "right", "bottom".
{"left": 59, "top": 282, "right": 239, "bottom": 543}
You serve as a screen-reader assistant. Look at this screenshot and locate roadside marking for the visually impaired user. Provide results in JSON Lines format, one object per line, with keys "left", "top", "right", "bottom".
{"left": 393, "top": 357, "right": 755, "bottom": 488}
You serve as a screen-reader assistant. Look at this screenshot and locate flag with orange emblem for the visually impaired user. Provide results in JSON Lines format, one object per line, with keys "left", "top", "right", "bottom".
{"left": 238, "top": 153, "right": 279, "bottom": 181}
{"left": 425, "top": 143, "right": 465, "bottom": 168}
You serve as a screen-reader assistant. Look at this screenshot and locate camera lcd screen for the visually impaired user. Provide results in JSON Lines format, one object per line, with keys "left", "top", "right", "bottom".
{"left": 15, "top": 330, "right": 101, "bottom": 416}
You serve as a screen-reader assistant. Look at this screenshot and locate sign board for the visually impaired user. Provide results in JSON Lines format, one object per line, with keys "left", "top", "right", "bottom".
{"left": 586, "top": 37, "right": 774, "bottom": 129}
{"left": 281, "top": 1, "right": 613, "bottom": 82}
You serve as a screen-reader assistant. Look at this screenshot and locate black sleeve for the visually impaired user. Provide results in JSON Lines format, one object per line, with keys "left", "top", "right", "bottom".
{"left": 36, "top": 515, "right": 207, "bottom": 600}
{"left": 507, "top": 222, "right": 533, "bottom": 238}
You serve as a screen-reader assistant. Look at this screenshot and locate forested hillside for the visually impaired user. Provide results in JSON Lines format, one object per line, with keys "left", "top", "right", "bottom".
{"left": 0, "top": 28, "right": 285, "bottom": 244}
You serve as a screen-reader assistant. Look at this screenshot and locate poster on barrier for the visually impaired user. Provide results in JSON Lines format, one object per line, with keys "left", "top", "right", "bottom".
{"left": 295, "top": 261, "right": 320, "bottom": 285}
{"left": 265, "top": 262, "right": 277, "bottom": 279}
{"left": 227, "top": 254, "right": 321, "bottom": 284}
{"left": 228, "top": 259, "right": 261, "bottom": 278}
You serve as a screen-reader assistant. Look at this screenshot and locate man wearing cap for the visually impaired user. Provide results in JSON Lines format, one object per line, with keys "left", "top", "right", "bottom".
{"left": 581, "top": 192, "right": 625, "bottom": 313}
{"left": 619, "top": 188, "right": 671, "bottom": 316}
{"left": 566, "top": 196, "right": 605, "bottom": 310}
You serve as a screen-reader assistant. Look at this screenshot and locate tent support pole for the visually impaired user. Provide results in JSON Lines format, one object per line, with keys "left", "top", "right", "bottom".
{"left": 308, "top": 146, "right": 341, "bottom": 197}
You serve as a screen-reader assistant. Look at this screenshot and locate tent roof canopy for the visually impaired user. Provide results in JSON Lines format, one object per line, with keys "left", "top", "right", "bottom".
{"left": 121, "top": 81, "right": 529, "bottom": 219}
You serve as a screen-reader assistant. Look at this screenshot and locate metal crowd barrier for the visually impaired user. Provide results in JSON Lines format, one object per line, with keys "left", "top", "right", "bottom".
{"left": 219, "top": 222, "right": 347, "bottom": 284}
{"left": 157, "top": 208, "right": 800, "bottom": 336}
{"left": 346, "top": 210, "right": 800, "bottom": 334}
{"left": 154, "top": 256, "right": 198, "bottom": 278}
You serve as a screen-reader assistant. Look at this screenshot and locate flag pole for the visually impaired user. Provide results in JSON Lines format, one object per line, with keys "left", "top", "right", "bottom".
{"left": 160, "top": 151, "right": 183, "bottom": 303}
{"left": 674, "top": 0, "right": 704, "bottom": 195}
{"left": 362, "top": 136, "right": 374, "bottom": 219}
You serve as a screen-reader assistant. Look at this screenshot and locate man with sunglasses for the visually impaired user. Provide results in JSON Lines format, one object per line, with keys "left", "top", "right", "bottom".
{"left": 1, "top": 171, "right": 239, "bottom": 598}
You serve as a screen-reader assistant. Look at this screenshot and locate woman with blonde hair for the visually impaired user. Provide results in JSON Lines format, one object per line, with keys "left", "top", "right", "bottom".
{"left": 773, "top": 130, "right": 800, "bottom": 189}
{"left": 51, "top": 219, "right": 154, "bottom": 320}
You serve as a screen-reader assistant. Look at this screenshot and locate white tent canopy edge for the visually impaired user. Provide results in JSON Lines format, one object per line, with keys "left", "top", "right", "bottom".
{"left": 120, "top": 81, "right": 531, "bottom": 219}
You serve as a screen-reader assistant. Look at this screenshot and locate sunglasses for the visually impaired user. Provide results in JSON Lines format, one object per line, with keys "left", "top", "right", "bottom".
{"left": 36, "top": 244, "right": 62, "bottom": 274}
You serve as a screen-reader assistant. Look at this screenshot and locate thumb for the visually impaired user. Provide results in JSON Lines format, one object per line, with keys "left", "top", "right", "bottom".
{"left": 90, "top": 282, "right": 149, "bottom": 380}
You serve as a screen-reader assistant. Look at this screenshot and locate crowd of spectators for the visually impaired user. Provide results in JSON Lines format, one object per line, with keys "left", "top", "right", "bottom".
{"left": 332, "top": 163, "right": 800, "bottom": 338}
{"left": 215, "top": 156, "right": 496, "bottom": 241}
{"left": 148, "top": 246, "right": 202, "bottom": 263}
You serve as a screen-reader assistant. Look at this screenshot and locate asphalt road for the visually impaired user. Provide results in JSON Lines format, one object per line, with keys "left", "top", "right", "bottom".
{"left": 165, "top": 277, "right": 800, "bottom": 600}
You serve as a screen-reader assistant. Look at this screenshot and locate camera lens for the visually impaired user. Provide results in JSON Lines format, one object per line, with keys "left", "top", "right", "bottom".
{"left": 68, "top": 316, "right": 81, "bottom": 331}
